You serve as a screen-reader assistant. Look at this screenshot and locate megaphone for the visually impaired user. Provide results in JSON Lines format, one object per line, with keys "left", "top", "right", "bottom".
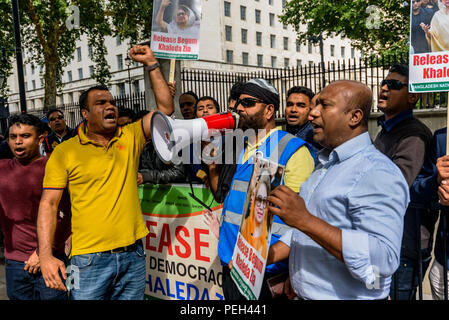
{"left": 150, "top": 111, "right": 239, "bottom": 164}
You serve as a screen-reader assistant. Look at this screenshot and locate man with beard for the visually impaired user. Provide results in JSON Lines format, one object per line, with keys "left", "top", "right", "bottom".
{"left": 209, "top": 78, "right": 315, "bottom": 300}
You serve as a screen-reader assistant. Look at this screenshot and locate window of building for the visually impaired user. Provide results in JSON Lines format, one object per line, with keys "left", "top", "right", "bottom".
{"left": 226, "top": 50, "right": 233, "bottom": 63}
{"left": 133, "top": 80, "right": 140, "bottom": 95}
{"left": 330, "top": 45, "right": 335, "bottom": 57}
{"left": 271, "top": 56, "right": 277, "bottom": 68}
{"left": 256, "top": 32, "right": 262, "bottom": 46}
{"left": 284, "top": 58, "right": 290, "bottom": 68}
{"left": 270, "top": 34, "right": 276, "bottom": 48}
{"left": 116, "top": 35, "right": 121, "bottom": 46}
{"left": 88, "top": 45, "right": 93, "bottom": 58}
{"left": 296, "top": 39, "right": 301, "bottom": 52}
{"left": 269, "top": 0, "right": 273, "bottom": 5}
{"left": 242, "top": 52, "right": 249, "bottom": 65}
{"left": 89, "top": 65, "right": 94, "bottom": 77}
{"left": 269, "top": 13, "right": 275, "bottom": 26}
{"left": 297, "top": 59, "right": 302, "bottom": 67}
{"left": 240, "top": 6, "right": 246, "bottom": 20}
{"left": 78, "top": 68, "right": 83, "bottom": 80}
{"left": 31, "top": 64, "right": 35, "bottom": 75}
{"left": 308, "top": 41, "right": 313, "bottom": 54}
{"left": 283, "top": 37, "right": 289, "bottom": 50}
{"left": 351, "top": 47, "right": 355, "bottom": 59}
{"left": 117, "top": 54, "right": 123, "bottom": 71}
{"left": 255, "top": 9, "right": 261, "bottom": 23}
{"left": 68, "top": 71, "right": 72, "bottom": 82}
{"left": 77, "top": 47, "right": 82, "bottom": 62}
{"left": 32, "top": 80, "right": 36, "bottom": 90}
{"left": 40, "top": 78, "right": 44, "bottom": 88}
{"left": 118, "top": 83, "right": 126, "bottom": 96}
{"left": 225, "top": 25, "right": 232, "bottom": 41}
{"left": 69, "top": 92, "right": 74, "bottom": 103}
{"left": 224, "top": 1, "right": 231, "bottom": 17}
{"left": 341, "top": 46, "right": 345, "bottom": 58}
{"left": 241, "top": 29, "right": 248, "bottom": 44}
{"left": 257, "top": 54, "right": 263, "bottom": 67}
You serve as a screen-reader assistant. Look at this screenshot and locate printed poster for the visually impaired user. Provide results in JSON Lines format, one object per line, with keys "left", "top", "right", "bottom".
{"left": 230, "top": 153, "right": 285, "bottom": 300}
{"left": 409, "top": 0, "right": 449, "bottom": 92}
{"left": 139, "top": 183, "right": 223, "bottom": 300}
{"left": 151, "top": 0, "right": 201, "bottom": 60}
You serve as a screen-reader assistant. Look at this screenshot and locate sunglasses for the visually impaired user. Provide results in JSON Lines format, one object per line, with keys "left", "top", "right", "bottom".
{"left": 235, "top": 97, "right": 265, "bottom": 108}
{"left": 49, "top": 115, "right": 64, "bottom": 121}
{"left": 381, "top": 79, "right": 407, "bottom": 90}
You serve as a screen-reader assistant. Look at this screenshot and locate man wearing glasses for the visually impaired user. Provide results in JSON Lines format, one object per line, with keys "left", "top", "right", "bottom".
{"left": 213, "top": 78, "right": 315, "bottom": 300}
{"left": 374, "top": 64, "right": 433, "bottom": 300}
{"left": 43, "top": 109, "right": 76, "bottom": 156}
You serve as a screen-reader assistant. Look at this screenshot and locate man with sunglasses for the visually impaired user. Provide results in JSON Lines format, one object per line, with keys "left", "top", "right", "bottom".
{"left": 374, "top": 64, "right": 433, "bottom": 300}
{"left": 213, "top": 78, "right": 315, "bottom": 300}
{"left": 43, "top": 109, "right": 76, "bottom": 156}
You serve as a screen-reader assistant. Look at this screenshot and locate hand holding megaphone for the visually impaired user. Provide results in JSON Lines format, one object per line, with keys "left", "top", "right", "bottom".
{"left": 150, "top": 111, "right": 239, "bottom": 164}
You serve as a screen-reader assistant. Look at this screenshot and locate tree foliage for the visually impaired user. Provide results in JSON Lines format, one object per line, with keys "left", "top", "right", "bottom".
{"left": 0, "top": 0, "right": 153, "bottom": 109}
{"left": 279, "top": 0, "right": 411, "bottom": 56}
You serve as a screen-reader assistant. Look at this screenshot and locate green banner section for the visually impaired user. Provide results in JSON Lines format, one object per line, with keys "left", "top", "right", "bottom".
{"left": 410, "top": 81, "right": 449, "bottom": 92}
{"left": 138, "top": 183, "right": 219, "bottom": 216}
{"left": 230, "top": 268, "right": 257, "bottom": 300}
{"left": 154, "top": 52, "right": 198, "bottom": 60}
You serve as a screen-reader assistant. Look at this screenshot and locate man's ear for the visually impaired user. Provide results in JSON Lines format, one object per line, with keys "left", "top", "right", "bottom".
{"left": 408, "top": 93, "right": 420, "bottom": 106}
{"left": 81, "top": 108, "right": 89, "bottom": 120}
{"left": 265, "top": 104, "right": 275, "bottom": 120}
{"left": 348, "top": 108, "right": 364, "bottom": 127}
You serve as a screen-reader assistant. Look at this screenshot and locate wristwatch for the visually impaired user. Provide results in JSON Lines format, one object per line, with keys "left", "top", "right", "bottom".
{"left": 145, "top": 62, "right": 160, "bottom": 72}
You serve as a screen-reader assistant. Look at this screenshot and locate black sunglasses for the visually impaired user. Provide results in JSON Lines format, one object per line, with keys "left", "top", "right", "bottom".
{"left": 49, "top": 115, "right": 64, "bottom": 121}
{"left": 381, "top": 79, "right": 407, "bottom": 90}
{"left": 235, "top": 97, "right": 265, "bottom": 108}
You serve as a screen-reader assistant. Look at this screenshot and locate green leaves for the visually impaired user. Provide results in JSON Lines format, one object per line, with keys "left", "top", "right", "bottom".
{"left": 0, "top": 0, "right": 153, "bottom": 106}
{"left": 280, "top": 0, "right": 410, "bottom": 55}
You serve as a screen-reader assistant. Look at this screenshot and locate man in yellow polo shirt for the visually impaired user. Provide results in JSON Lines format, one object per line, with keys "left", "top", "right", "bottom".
{"left": 37, "top": 45, "right": 173, "bottom": 300}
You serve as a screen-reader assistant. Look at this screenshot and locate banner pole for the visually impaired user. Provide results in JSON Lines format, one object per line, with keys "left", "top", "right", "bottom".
{"left": 169, "top": 59, "right": 176, "bottom": 84}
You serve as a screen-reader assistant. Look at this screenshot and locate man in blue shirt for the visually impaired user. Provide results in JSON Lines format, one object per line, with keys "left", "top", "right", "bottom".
{"left": 267, "top": 80, "right": 409, "bottom": 299}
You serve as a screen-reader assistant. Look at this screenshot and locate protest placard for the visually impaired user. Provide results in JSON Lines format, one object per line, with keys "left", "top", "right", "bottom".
{"left": 151, "top": 0, "right": 201, "bottom": 60}
{"left": 230, "top": 154, "right": 285, "bottom": 300}
{"left": 139, "top": 183, "right": 224, "bottom": 300}
{"left": 409, "top": 0, "right": 449, "bottom": 92}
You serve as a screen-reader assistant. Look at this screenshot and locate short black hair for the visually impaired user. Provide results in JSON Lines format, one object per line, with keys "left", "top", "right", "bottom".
{"left": 118, "top": 108, "right": 136, "bottom": 120}
{"left": 286, "top": 86, "right": 315, "bottom": 101}
{"left": 8, "top": 113, "right": 46, "bottom": 136}
{"left": 46, "top": 108, "right": 64, "bottom": 120}
{"left": 389, "top": 64, "right": 409, "bottom": 80}
{"left": 195, "top": 96, "right": 220, "bottom": 114}
{"left": 180, "top": 91, "right": 199, "bottom": 102}
{"left": 135, "top": 110, "right": 150, "bottom": 120}
{"left": 228, "top": 82, "right": 244, "bottom": 103}
{"left": 79, "top": 85, "right": 110, "bottom": 114}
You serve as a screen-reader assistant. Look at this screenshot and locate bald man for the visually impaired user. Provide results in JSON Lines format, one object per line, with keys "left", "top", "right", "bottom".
{"left": 267, "top": 80, "right": 410, "bottom": 300}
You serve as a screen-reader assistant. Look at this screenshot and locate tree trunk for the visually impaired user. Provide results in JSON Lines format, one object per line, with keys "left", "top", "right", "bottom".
{"left": 43, "top": 49, "right": 58, "bottom": 112}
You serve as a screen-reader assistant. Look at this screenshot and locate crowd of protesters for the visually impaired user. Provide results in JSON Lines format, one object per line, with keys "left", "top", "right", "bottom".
{"left": 1, "top": 43, "right": 449, "bottom": 301}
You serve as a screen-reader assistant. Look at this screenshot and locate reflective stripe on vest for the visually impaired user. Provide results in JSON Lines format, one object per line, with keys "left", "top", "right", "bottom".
{"left": 223, "top": 210, "right": 291, "bottom": 237}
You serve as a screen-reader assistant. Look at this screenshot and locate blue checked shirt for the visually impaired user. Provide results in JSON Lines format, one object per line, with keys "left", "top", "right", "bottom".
{"left": 280, "top": 132, "right": 409, "bottom": 299}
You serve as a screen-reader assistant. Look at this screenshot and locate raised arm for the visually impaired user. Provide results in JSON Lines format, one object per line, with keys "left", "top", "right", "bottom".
{"left": 156, "top": 0, "right": 171, "bottom": 32}
{"left": 129, "top": 45, "right": 174, "bottom": 139}
{"left": 37, "top": 188, "right": 67, "bottom": 291}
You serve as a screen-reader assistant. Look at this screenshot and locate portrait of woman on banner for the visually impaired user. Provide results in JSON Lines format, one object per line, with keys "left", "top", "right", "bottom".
{"left": 240, "top": 172, "right": 273, "bottom": 260}
{"left": 421, "top": 0, "right": 449, "bottom": 52}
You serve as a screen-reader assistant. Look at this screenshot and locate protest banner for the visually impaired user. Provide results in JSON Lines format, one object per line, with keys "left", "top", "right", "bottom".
{"left": 230, "top": 154, "right": 285, "bottom": 300}
{"left": 151, "top": 0, "right": 201, "bottom": 60}
{"left": 139, "top": 183, "right": 224, "bottom": 300}
{"left": 409, "top": 0, "right": 449, "bottom": 92}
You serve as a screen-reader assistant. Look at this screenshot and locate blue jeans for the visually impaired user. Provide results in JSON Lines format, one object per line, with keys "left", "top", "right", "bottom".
{"left": 389, "top": 249, "right": 432, "bottom": 300}
{"left": 5, "top": 259, "right": 68, "bottom": 300}
{"left": 68, "top": 240, "right": 146, "bottom": 300}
